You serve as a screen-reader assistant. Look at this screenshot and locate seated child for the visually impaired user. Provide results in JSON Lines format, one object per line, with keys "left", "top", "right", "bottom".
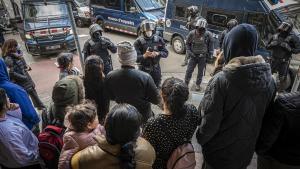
{"left": 57, "top": 53, "right": 80, "bottom": 80}
{"left": 58, "top": 100, "right": 104, "bottom": 169}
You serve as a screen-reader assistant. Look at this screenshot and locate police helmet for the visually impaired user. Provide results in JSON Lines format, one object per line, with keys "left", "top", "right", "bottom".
{"left": 89, "top": 24, "right": 103, "bottom": 37}
{"left": 195, "top": 18, "right": 208, "bottom": 29}
{"left": 140, "top": 20, "right": 156, "bottom": 32}
{"left": 278, "top": 21, "right": 293, "bottom": 33}
{"left": 227, "top": 19, "right": 238, "bottom": 30}
{"left": 187, "top": 6, "right": 199, "bottom": 16}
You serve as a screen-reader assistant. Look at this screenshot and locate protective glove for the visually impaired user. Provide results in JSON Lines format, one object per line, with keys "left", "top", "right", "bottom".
{"left": 187, "top": 50, "right": 196, "bottom": 58}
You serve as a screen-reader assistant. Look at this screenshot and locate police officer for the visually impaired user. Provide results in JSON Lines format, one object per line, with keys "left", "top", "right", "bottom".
{"left": 219, "top": 19, "right": 238, "bottom": 49}
{"left": 184, "top": 18, "right": 213, "bottom": 91}
{"left": 182, "top": 5, "right": 203, "bottom": 66}
{"left": 267, "top": 21, "right": 300, "bottom": 91}
{"left": 83, "top": 24, "right": 117, "bottom": 75}
{"left": 134, "top": 20, "right": 168, "bottom": 87}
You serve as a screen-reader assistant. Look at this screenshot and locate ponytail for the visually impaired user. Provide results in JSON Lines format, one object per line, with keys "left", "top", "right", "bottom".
{"left": 119, "top": 142, "right": 136, "bottom": 169}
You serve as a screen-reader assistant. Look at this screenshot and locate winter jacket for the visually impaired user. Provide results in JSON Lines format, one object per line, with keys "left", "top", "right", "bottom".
{"left": 256, "top": 92, "right": 300, "bottom": 166}
{"left": 58, "top": 125, "right": 105, "bottom": 169}
{"left": 4, "top": 53, "right": 35, "bottom": 91}
{"left": 71, "top": 136, "right": 156, "bottom": 169}
{"left": 0, "top": 58, "right": 39, "bottom": 129}
{"left": 104, "top": 66, "right": 160, "bottom": 123}
{"left": 45, "top": 76, "right": 84, "bottom": 127}
{"left": 197, "top": 55, "right": 276, "bottom": 169}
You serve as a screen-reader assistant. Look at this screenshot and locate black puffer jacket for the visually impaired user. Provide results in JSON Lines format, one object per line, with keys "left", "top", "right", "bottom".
{"left": 197, "top": 55, "right": 276, "bottom": 169}
{"left": 256, "top": 92, "right": 300, "bottom": 165}
{"left": 104, "top": 66, "right": 160, "bottom": 123}
{"left": 4, "top": 53, "right": 35, "bottom": 91}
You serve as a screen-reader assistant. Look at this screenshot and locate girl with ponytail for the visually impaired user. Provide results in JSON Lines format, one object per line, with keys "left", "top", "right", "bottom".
{"left": 143, "top": 77, "right": 201, "bottom": 169}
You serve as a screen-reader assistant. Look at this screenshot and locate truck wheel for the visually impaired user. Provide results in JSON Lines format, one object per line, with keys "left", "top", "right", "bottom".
{"left": 172, "top": 36, "right": 185, "bottom": 54}
{"left": 76, "top": 19, "right": 85, "bottom": 28}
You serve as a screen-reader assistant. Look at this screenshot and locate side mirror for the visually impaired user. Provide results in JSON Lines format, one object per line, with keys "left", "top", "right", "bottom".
{"left": 130, "top": 7, "right": 137, "bottom": 13}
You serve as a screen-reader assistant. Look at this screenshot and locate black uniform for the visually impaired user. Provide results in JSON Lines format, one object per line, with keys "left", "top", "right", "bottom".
{"left": 185, "top": 30, "right": 214, "bottom": 86}
{"left": 134, "top": 35, "right": 168, "bottom": 87}
{"left": 267, "top": 32, "right": 300, "bottom": 80}
{"left": 83, "top": 37, "right": 117, "bottom": 75}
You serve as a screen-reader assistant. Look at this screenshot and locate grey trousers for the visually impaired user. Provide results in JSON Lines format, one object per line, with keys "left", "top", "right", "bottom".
{"left": 185, "top": 56, "right": 206, "bottom": 85}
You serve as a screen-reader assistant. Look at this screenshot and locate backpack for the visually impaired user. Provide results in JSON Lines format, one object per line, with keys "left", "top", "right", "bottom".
{"left": 167, "top": 143, "right": 202, "bottom": 169}
{"left": 38, "top": 125, "right": 65, "bottom": 169}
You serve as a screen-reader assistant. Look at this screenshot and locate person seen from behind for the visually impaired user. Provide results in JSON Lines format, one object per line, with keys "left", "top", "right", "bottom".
{"left": 71, "top": 103, "right": 156, "bottom": 169}
{"left": 2, "top": 39, "right": 46, "bottom": 110}
{"left": 0, "top": 88, "right": 42, "bottom": 169}
{"left": 57, "top": 52, "right": 80, "bottom": 80}
{"left": 105, "top": 41, "right": 159, "bottom": 124}
{"left": 196, "top": 24, "right": 276, "bottom": 169}
{"left": 43, "top": 75, "right": 84, "bottom": 128}
{"left": 0, "top": 58, "right": 39, "bottom": 130}
{"left": 58, "top": 100, "right": 105, "bottom": 169}
{"left": 83, "top": 55, "right": 109, "bottom": 124}
{"left": 256, "top": 92, "right": 300, "bottom": 169}
{"left": 143, "top": 77, "right": 201, "bottom": 169}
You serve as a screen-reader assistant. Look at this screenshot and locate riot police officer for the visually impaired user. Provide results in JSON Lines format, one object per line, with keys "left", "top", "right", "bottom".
{"left": 134, "top": 20, "right": 168, "bottom": 87}
{"left": 184, "top": 18, "right": 214, "bottom": 91}
{"left": 219, "top": 19, "right": 238, "bottom": 49}
{"left": 182, "top": 5, "right": 203, "bottom": 66}
{"left": 83, "top": 24, "right": 117, "bottom": 75}
{"left": 267, "top": 21, "right": 300, "bottom": 91}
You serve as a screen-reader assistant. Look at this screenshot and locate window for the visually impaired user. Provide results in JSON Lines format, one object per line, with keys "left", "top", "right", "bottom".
{"left": 125, "top": 0, "right": 136, "bottom": 12}
{"left": 175, "top": 6, "right": 186, "bottom": 20}
{"left": 105, "top": 0, "right": 120, "bottom": 10}
{"left": 206, "top": 11, "right": 236, "bottom": 27}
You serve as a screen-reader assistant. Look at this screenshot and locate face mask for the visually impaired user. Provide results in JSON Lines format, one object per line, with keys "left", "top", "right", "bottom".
{"left": 145, "top": 31, "right": 153, "bottom": 37}
{"left": 93, "top": 32, "right": 102, "bottom": 40}
{"left": 197, "top": 28, "right": 205, "bottom": 34}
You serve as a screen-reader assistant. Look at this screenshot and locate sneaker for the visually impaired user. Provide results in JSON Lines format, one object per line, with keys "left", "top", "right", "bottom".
{"left": 195, "top": 85, "right": 201, "bottom": 91}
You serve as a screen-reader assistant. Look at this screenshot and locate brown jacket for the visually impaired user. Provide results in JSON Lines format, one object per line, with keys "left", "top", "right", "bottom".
{"left": 71, "top": 136, "right": 156, "bottom": 169}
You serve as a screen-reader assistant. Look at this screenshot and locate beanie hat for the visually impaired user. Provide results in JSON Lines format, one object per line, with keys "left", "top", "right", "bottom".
{"left": 117, "top": 41, "right": 137, "bottom": 66}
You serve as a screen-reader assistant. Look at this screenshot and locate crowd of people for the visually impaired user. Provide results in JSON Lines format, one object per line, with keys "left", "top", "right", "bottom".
{"left": 0, "top": 9, "right": 300, "bottom": 169}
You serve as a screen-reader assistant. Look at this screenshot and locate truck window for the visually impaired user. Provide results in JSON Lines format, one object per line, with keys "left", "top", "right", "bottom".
{"left": 206, "top": 11, "right": 236, "bottom": 27}
{"left": 175, "top": 6, "right": 187, "bottom": 20}
{"left": 24, "top": 4, "right": 67, "bottom": 19}
{"left": 125, "top": 0, "right": 135, "bottom": 12}
{"left": 105, "top": 0, "right": 120, "bottom": 10}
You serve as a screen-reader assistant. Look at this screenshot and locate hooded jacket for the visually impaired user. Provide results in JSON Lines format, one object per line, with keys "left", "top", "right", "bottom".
{"left": 256, "top": 92, "right": 300, "bottom": 165}
{"left": 197, "top": 24, "right": 276, "bottom": 169}
{"left": 0, "top": 58, "right": 39, "bottom": 129}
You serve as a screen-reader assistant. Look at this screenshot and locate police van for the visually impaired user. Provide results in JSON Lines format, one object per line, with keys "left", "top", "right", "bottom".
{"left": 164, "top": 0, "right": 274, "bottom": 55}
{"left": 15, "top": 0, "right": 76, "bottom": 55}
{"left": 89, "top": 0, "right": 165, "bottom": 36}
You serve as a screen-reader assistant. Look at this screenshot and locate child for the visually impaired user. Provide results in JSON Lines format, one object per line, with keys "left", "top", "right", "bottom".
{"left": 58, "top": 100, "right": 104, "bottom": 169}
{"left": 57, "top": 53, "right": 80, "bottom": 80}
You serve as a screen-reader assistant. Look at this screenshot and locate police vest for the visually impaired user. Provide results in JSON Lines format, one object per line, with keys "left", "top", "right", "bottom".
{"left": 87, "top": 38, "right": 111, "bottom": 62}
{"left": 191, "top": 32, "right": 209, "bottom": 55}
{"left": 269, "top": 33, "right": 293, "bottom": 52}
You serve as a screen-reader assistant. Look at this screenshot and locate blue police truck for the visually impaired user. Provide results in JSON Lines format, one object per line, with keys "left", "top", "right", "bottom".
{"left": 89, "top": 0, "right": 165, "bottom": 36}
{"left": 163, "top": 0, "right": 274, "bottom": 55}
{"left": 16, "top": 0, "right": 76, "bottom": 55}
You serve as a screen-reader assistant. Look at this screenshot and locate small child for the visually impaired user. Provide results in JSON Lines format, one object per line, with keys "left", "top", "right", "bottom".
{"left": 57, "top": 53, "right": 80, "bottom": 80}
{"left": 58, "top": 100, "right": 105, "bottom": 169}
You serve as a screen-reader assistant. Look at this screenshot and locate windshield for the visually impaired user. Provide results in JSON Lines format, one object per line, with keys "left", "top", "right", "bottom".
{"left": 136, "top": 0, "right": 163, "bottom": 11}
{"left": 74, "top": 0, "right": 88, "bottom": 7}
{"left": 24, "top": 3, "right": 68, "bottom": 19}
